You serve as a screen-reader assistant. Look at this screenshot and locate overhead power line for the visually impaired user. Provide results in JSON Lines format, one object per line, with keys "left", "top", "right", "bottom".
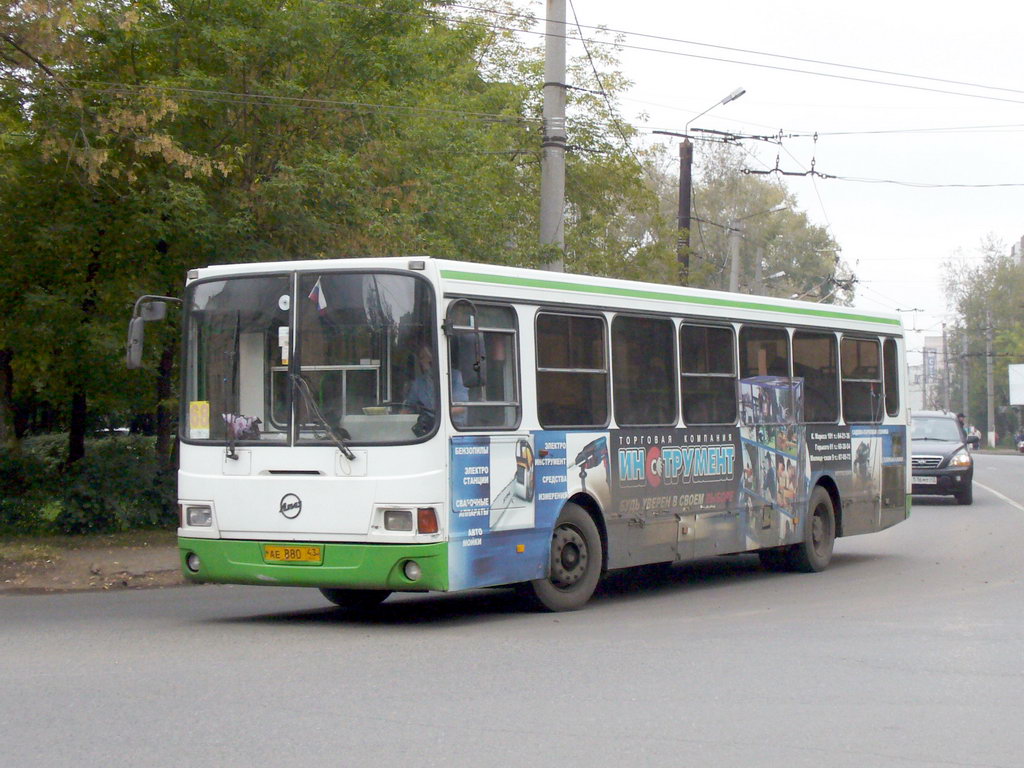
{"left": 443, "top": 2, "right": 1024, "bottom": 105}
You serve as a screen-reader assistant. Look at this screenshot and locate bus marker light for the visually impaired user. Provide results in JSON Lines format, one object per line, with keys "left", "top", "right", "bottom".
{"left": 384, "top": 510, "right": 413, "bottom": 531}
{"left": 516, "top": 544, "right": 525, "bottom": 553}
{"left": 417, "top": 508, "right": 438, "bottom": 534}
{"left": 185, "top": 553, "right": 201, "bottom": 573}
{"left": 403, "top": 561, "right": 422, "bottom": 581}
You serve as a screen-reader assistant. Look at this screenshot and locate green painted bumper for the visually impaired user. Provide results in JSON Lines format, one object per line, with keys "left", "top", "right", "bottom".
{"left": 178, "top": 537, "right": 449, "bottom": 591}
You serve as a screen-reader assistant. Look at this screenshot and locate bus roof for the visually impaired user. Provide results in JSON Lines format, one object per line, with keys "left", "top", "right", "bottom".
{"left": 189, "top": 256, "right": 902, "bottom": 334}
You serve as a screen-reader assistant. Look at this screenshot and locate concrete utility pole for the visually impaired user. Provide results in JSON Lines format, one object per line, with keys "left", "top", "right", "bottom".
{"left": 752, "top": 245, "right": 764, "bottom": 294}
{"left": 727, "top": 221, "right": 742, "bottom": 292}
{"left": 728, "top": 205, "right": 785, "bottom": 293}
{"left": 986, "top": 313, "right": 996, "bottom": 446}
{"left": 942, "top": 322, "right": 951, "bottom": 412}
{"left": 539, "top": 0, "right": 566, "bottom": 272}
{"left": 961, "top": 334, "right": 969, "bottom": 420}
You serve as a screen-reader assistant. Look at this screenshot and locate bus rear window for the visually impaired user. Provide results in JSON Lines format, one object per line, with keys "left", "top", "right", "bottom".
{"left": 841, "top": 337, "right": 882, "bottom": 423}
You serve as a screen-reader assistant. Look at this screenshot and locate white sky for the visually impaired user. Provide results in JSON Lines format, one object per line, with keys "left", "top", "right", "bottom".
{"left": 542, "top": 0, "right": 1024, "bottom": 362}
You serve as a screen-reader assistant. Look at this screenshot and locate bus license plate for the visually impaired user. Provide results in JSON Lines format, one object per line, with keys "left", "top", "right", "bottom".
{"left": 912, "top": 476, "right": 937, "bottom": 485}
{"left": 262, "top": 544, "right": 324, "bottom": 564}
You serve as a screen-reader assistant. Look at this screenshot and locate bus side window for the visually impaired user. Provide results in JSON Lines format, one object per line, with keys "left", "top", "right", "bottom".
{"left": 739, "top": 326, "right": 790, "bottom": 378}
{"left": 680, "top": 324, "right": 737, "bottom": 425}
{"left": 883, "top": 338, "right": 900, "bottom": 417}
{"left": 612, "top": 315, "right": 677, "bottom": 426}
{"left": 536, "top": 313, "right": 609, "bottom": 428}
{"left": 792, "top": 331, "right": 839, "bottom": 423}
{"left": 841, "top": 337, "right": 882, "bottom": 423}
{"left": 449, "top": 303, "right": 520, "bottom": 429}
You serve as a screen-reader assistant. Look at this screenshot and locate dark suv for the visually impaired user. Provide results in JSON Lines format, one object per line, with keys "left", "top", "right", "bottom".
{"left": 910, "top": 410, "right": 975, "bottom": 505}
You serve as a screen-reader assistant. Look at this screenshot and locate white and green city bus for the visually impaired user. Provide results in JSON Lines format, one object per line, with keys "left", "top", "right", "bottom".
{"left": 128, "top": 257, "right": 909, "bottom": 611}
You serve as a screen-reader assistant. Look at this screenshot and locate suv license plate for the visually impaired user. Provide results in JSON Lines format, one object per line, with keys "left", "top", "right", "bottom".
{"left": 912, "top": 476, "right": 937, "bottom": 485}
{"left": 262, "top": 544, "right": 324, "bottom": 564}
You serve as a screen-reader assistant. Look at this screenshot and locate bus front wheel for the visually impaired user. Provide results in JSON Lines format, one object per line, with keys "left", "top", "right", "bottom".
{"left": 526, "top": 503, "right": 603, "bottom": 612}
{"left": 318, "top": 588, "right": 391, "bottom": 609}
{"left": 788, "top": 485, "right": 836, "bottom": 572}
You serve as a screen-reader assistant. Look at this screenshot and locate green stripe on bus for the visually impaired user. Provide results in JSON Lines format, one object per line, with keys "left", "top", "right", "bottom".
{"left": 440, "top": 269, "right": 901, "bottom": 327}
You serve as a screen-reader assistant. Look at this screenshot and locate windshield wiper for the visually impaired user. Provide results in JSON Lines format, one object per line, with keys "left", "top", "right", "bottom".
{"left": 290, "top": 374, "right": 356, "bottom": 460}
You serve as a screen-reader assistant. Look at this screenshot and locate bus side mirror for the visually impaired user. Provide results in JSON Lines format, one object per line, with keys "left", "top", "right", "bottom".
{"left": 126, "top": 295, "right": 181, "bottom": 369}
{"left": 126, "top": 316, "right": 147, "bottom": 369}
{"left": 140, "top": 300, "right": 167, "bottom": 321}
{"left": 445, "top": 298, "right": 486, "bottom": 388}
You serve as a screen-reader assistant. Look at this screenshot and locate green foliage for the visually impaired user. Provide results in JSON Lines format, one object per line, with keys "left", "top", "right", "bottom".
{"left": 0, "top": 435, "right": 175, "bottom": 534}
{"left": 0, "top": 0, "right": 850, "bottom": 534}
{"left": 682, "top": 144, "right": 851, "bottom": 301}
{"left": 944, "top": 237, "right": 1024, "bottom": 440}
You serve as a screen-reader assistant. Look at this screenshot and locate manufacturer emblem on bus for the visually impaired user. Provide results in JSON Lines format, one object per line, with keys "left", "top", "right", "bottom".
{"left": 279, "top": 493, "right": 302, "bottom": 519}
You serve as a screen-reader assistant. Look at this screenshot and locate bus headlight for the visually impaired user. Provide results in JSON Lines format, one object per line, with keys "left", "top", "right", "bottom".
{"left": 185, "top": 552, "right": 201, "bottom": 572}
{"left": 384, "top": 510, "right": 413, "bottom": 531}
{"left": 186, "top": 505, "right": 213, "bottom": 527}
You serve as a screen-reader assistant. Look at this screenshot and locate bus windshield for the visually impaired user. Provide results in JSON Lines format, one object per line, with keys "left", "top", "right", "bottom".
{"left": 183, "top": 271, "right": 437, "bottom": 445}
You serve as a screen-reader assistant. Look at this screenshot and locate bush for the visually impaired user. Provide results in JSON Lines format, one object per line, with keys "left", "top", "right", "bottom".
{"left": 0, "top": 434, "right": 176, "bottom": 535}
{"left": 0, "top": 440, "right": 59, "bottom": 534}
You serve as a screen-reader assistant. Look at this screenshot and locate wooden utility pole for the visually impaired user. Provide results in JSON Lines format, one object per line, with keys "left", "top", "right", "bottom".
{"left": 678, "top": 139, "right": 693, "bottom": 284}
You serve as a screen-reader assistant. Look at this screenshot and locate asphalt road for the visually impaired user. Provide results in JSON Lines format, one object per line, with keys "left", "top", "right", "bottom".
{"left": 3, "top": 454, "right": 1023, "bottom": 767}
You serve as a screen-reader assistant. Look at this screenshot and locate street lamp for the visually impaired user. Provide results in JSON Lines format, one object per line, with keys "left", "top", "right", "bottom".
{"left": 654, "top": 87, "right": 746, "bottom": 287}
{"left": 685, "top": 88, "right": 746, "bottom": 135}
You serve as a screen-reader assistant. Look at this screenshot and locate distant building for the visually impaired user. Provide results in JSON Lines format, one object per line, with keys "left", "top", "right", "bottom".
{"left": 921, "top": 336, "right": 948, "bottom": 410}
{"left": 907, "top": 362, "right": 925, "bottom": 411}
{"left": 1013, "top": 235, "right": 1024, "bottom": 264}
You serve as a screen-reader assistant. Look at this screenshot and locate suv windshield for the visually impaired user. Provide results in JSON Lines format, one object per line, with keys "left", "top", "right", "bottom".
{"left": 911, "top": 416, "right": 963, "bottom": 443}
{"left": 183, "top": 271, "right": 436, "bottom": 446}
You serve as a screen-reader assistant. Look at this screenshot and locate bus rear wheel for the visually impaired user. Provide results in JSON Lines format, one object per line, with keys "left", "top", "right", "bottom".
{"left": 526, "top": 503, "right": 603, "bottom": 612}
{"left": 788, "top": 485, "right": 836, "bottom": 573}
{"left": 319, "top": 588, "right": 391, "bottom": 609}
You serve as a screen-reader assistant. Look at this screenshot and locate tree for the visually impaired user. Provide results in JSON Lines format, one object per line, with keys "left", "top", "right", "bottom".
{"left": 0, "top": 0, "right": 667, "bottom": 469}
{"left": 684, "top": 144, "right": 853, "bottom": 302}
{"left": 944, "top": 236, "right": 1024, "bottom": 440}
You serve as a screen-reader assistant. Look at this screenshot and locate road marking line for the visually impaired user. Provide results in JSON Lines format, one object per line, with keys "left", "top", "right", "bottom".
{"left": 975, "top": 481, "right": 1024, "bottom": 513}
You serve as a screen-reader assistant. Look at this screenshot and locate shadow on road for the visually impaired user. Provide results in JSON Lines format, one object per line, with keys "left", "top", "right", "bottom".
{"left": 210, "top": 549, "right": 892, "bottom": 628}
{"left": 910, "top": 495, "right": 959, "bottom": 506}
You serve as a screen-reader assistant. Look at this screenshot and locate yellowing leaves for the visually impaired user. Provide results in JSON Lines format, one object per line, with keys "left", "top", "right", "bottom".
{"left": 134, "top": 134, "right": 228, "bottom": 178}
{"left": 118, "top": 8, "right": 141, "bottom": 31}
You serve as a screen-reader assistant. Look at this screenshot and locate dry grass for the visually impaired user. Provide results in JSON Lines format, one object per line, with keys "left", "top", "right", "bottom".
{"left": 0, "top": 529, "right": 177, "bottom": 564}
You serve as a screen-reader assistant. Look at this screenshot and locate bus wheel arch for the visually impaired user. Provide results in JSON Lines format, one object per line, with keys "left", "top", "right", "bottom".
{"left": 566, "top": 492, "right": 609, "bottom": 573}
{"left": 814, "top": 474, "right": 843, "bottom": 538}
{"left": 789, "top": 483, "right": 837, "bottom": 572}
{"left": 524, "top": 498, "right": 605, "bottom": 612}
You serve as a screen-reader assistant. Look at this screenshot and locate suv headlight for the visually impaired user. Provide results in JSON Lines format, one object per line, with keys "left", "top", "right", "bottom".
{"left": 948, "top": 449, "right": 972, "bottom": 468}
